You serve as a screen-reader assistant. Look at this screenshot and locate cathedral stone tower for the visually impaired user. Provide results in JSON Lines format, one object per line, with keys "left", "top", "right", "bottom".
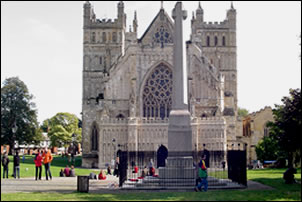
{"left": 82, "top": 1, "right": 127, "bottom": 167}
{"left": 191, "top": 2, "right": 238, "bottom": 142}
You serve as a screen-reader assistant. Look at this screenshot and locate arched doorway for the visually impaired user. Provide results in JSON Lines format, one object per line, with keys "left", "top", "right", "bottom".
{"left": 157, "top": 145, "right": 168, "bottom": 168}
{"left": 142, "top": 63, "right": 173, "bottom": 119}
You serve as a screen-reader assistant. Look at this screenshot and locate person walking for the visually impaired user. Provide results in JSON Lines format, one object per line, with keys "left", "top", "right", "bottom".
{"left": 195, "top": 155, "right": 208, "bottom": 192}
{"left": 42, "top": 148, "right": 53, "bottom": 180}
{"left": 13, "top": 151, "right": 20, "bottom": 179}
{"left": 2, "top": 152, "right": 10, "bottom": 179}
{"left": 34, "top": 150, "right": 42, "bottom": 180}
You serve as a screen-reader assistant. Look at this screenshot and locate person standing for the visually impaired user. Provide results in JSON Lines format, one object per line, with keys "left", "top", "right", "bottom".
{"left": 42, "top": 148, "right": 53, "bottom": 180}
{"left": 148, "top": 159, "right": 154, "bottom": 176}
{"left": 34, "top": 150, "right": 42, "bottom": 180}
{"left": 13, "top": 151, "right": 20, "bottom": 179}
{"left": 2, "top": 152, "right": 10, "bottom": 179}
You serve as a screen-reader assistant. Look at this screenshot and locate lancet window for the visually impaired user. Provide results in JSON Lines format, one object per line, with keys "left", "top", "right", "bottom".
{"left": 91, "top": 124, "right": 98, "bottom": 151}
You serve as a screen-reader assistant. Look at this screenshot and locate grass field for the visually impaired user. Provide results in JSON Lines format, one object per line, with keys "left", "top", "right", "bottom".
{"left": 1, "top": 155, "right": 99, "bottom": 178}
{"left": 1, "top": 156, "right": 301, "bottom": 201}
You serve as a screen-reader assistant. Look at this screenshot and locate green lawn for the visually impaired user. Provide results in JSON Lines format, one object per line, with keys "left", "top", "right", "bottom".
{"left": 1, "top": 155, "right": 99, "bottom": 178}
{"left": 1, "top": 167, "right": 301, "bottom": 201}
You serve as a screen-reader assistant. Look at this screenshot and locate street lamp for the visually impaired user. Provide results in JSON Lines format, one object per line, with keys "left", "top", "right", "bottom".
{"left": 70, "top": 133, "right": 77, "bottom": 165}
{"left": 12, "top": 121, "right": 18, "bottom": 153}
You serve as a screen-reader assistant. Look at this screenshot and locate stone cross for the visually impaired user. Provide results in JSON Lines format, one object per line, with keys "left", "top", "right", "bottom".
{"left": 171, "top": 2, "right": 188, "bottom": 110}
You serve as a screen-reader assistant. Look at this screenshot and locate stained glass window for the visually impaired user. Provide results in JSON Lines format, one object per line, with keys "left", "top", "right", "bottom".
{"left": 153, "top": 26, "right": 173, "bottom": 48}
{"left": 143, "top": 64, "right": 172, "bottom": 119}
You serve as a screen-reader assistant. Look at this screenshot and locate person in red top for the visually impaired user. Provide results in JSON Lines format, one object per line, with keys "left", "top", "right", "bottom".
{"left": 134, "top": 165, "right": 138, "bottom": 174}
{"left": 34, "top": 150, "right": 43, "bottom": 180}
{"left": 98, "top": 170, "right": 106, "bottom": 180}
{"left": 64, "top": 165, "right": 70, "bottom": 177}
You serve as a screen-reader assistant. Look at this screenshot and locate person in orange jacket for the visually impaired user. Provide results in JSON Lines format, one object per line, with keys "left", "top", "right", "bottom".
{"left": 42, "top": 148, "right": 53, "bottom": 180}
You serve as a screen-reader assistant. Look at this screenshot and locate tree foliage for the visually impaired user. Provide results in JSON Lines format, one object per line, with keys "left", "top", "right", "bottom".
{"left": 266, "top": 88, "right": 301, "bottom": 167}
{"left": 255, "top": 135, "right": 280, "bottom": 163}
{"left": 238, "top": 107, "right": 249, "bottom": 118}
{"left": 1, "top": 77, "right": 42, "bottom": 153}
{"left": 44, "top": 113, "right": 82, "bottom": 148}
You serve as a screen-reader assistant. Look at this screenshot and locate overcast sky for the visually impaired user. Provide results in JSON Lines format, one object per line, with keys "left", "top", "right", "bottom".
{"left": 1, "top": 1, "right": 301, "bottom": 124}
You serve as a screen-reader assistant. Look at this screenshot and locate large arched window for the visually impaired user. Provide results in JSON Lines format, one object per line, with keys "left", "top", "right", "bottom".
{"left": 143, "top": 63, "right": 172, "bottom": 119}
{"left": 91, "top": 124, "right": 98, "bottom": 151}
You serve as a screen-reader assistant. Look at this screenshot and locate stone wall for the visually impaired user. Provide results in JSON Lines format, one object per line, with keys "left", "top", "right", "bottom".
{"left": 84, "top": 117, "right": 228, "bottom": 169}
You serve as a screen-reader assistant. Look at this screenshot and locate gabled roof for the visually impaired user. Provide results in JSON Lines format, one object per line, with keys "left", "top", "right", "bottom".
{"left": 138, "top": 9, "right": 174, "bottom": 43}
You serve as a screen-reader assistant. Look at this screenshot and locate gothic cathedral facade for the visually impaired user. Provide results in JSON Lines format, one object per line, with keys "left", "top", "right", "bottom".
{"left": 82, "top": 1, "right": 240, "bottom": 168}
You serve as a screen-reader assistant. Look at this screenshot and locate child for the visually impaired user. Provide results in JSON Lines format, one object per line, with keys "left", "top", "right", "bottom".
{"left": 60, "top": 169, "right": 64, "bottom": 177}
{"left": 70, "top": 165, "right": 76, "bottom": 177}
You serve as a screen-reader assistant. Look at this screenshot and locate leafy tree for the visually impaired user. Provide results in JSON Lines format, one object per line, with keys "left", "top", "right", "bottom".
{"left": 1, "top": 77, "right": 42, "bottom": 154}
{"left": 267, "top": 89, "right": 301, "bottom": 167}
{"left": 255, "top": 135, "right": 280, "bottom": 163}
{"left": 45, "top": 113, "right": 82, "bottom": 151}
{"left": 238, "top": 107, "right": 249, "bottom": 118}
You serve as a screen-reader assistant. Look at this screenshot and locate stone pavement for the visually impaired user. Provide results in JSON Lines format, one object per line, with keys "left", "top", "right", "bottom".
{"left": 1, "top": 175, "right": 119, "bottom": 194}
{"left": 1, "top": 177, "right": 273, "bottom": 194}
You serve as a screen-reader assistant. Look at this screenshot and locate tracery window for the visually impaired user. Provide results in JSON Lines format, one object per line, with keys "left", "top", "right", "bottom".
{"left": 153, "top": 25, "right": 173, "bottom": 48}
{"left": 143, "top": 63, "right": 173, "bottom": 119}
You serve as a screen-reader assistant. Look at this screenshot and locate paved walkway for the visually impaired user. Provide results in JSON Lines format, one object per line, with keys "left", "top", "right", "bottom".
{"left": 1, "top": 177, "right": 273, "bottom": 194}
{"left": 1, "top": 176, "right": 119, "bottom": 194}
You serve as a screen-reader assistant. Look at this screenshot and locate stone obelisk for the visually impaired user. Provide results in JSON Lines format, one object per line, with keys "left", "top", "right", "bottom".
{"left": 159, "top": 2, "right": 195, "bottom": 183}
{"left": 168, "top": 1, "right": 192, "bottom": 156}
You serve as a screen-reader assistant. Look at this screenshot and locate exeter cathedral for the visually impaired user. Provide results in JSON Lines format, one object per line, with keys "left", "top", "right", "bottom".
{"left": 81, "top": 1, "right": 241, "bottom": 168}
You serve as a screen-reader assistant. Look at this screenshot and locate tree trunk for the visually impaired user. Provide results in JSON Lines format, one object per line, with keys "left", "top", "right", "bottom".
{"left": 288, "top": 152, "right": 294, "bottom": 168}
{"left": 8, "top": 143, "right": 14, "bottom": 155}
